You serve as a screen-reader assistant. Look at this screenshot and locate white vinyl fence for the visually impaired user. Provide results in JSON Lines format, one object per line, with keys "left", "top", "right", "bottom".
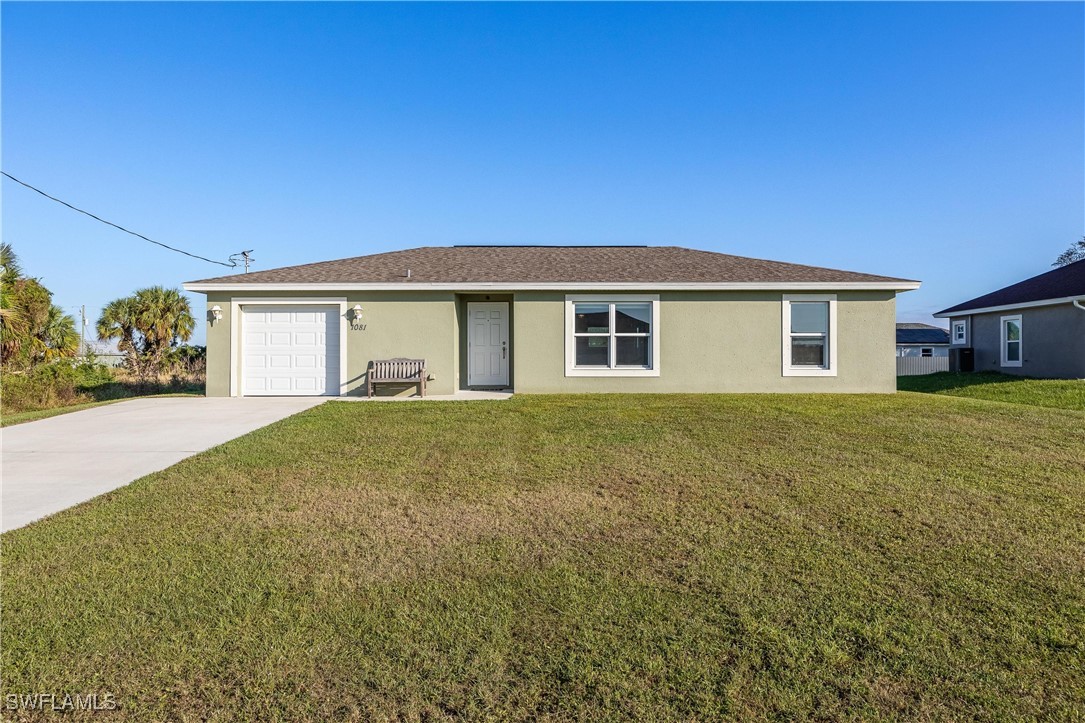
{"left": 896, "top": 356, "right": 949, "bottom": 376}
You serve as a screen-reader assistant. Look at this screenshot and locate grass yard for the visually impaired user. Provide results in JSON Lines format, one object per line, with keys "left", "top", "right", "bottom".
{"left": 2, "top": 394, "right": 1083, "bottom": 720}
{"left": 898, "top": 371, "right": 1085, "bottom": 411}
{"left": 0, "top": 393, "right": 203, "bottom": 427}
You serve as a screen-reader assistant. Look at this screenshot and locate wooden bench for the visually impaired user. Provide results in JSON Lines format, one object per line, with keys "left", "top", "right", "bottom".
{"left": 367, "top": 358, "right": 427, "bottom": 398}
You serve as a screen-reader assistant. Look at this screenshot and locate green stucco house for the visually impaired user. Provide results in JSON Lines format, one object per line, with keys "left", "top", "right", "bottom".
{"left": 183, "top": 245, "right": 920, "bottom": 396}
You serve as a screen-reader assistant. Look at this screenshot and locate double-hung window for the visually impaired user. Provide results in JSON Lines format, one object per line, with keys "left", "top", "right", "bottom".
{"left": 952, "top": 320, "right": 967, "bottom": 345}
{"left": 565, "top": 295, "right": 660, "bottom": 376}
{"left": 1001, "top": 315, "right": 1022, "bottom": 367}
{"left": 782, "top": 294, "right": 837, "bottom": 376}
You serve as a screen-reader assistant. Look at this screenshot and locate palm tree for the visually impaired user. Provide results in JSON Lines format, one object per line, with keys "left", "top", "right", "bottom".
{"left": 0, "top": 243, "right": 27, "bottom": 357}
{"left": 1, "top": 243, "right": 79, "bottom": 367}
{"left": 2, "top": 277, "right": 52, "bottom": 367}
{"left": 134, "top": 286, "right": 195, "bottom": 362}
{"left": 96, "top": 296, "right": 138, "bottom": 357}
{"left": 41, "top": 304, "right": 79, "bottom": 361}
{"left": 97, "top": 287, "right": 194, "bottom": 376}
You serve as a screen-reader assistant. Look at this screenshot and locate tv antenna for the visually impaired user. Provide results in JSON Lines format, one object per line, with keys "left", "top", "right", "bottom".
{"left": 230, "top": 250, "right": 255, "bottom": 273}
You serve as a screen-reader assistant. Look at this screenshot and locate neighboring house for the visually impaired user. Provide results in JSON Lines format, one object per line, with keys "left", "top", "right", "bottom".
{"left": 896, "top": 323, "right": 950, "bottom": 358}
{"left": 79, "top": 341, "right": 126, "bottom": 368}
{"left": 934, "top": 259, "right": 1085, "bottom": 378}
{"left": 183, "top": 246, "right": 920, "bottom": 397}
{"left": 895, "top": 322, "right": 950, "bottom": 376}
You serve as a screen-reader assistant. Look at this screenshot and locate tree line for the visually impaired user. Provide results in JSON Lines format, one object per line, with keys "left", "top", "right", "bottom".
{"left": 1, "top": 243, "right": 199, "bottom": 380}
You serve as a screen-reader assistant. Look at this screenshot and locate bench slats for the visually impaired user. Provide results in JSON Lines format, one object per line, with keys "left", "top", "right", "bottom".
{"left": 368, "top": 358, "right": 427, "bottom": 398}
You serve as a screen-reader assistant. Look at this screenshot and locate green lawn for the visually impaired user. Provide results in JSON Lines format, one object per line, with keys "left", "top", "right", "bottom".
{"left": 2, "top": 395, "right": 1083, "bottom": 720}
{"left": 0, "top": 393, "right": 203, "bottom": 427}
{"left": 898, "top": 371, "right": 1085, "bottom": 411}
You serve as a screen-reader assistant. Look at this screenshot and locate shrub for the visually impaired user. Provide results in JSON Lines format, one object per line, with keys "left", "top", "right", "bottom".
{"left": 1, "top": 354, "right": 207, "bottom": 417}
{"left": 1, "top": 361, "right": 111, "bottom": 414}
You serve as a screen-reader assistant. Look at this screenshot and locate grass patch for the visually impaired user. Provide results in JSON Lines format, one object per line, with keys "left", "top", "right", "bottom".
{"left": 0, "top": 393, "right": 203, "bottom": 427}
{"left": 1, "top": 360, "right": 205, "bottom": 424}
{"left": 2, "top": 395, "right": 1083, "bottom": 720}
{"left": 898, "top": 371, "right": 1085, "bottom": 411}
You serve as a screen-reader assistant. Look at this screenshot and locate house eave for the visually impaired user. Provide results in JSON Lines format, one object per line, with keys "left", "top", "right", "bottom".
{"left": 184, "top": 280, "right": 922, "bottom": 293}
{"left": 933, "top": 295, "right": 1084, "bottom": 318}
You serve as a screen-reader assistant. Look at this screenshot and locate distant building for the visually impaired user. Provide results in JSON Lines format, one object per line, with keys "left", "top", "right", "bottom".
{"left": 935, "top": 260, "right": 1085, "bottom": 378}
{"left": 896, "top": 323, "right": 950, "bottom": 358}
{"left": 80, "top": 341, "right": 126, "bottom": 368}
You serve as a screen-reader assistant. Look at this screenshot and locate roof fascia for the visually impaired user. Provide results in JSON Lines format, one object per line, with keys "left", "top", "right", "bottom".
{"left": 933, "top": 295, "right": 1084, "bottom": 318}
{"left": 184, "top": 280, "right": 922, "bottom": 293}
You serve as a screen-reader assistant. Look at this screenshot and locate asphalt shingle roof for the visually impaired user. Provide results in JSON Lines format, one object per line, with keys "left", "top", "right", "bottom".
{"left": 896, "top": 323, "right": 950, "bottom": 345}
{"left": 189, "top": 246, "right": 915, "bottom": 286}
{"left": 937, "top": 259, "right": 1085, "bottom": 315}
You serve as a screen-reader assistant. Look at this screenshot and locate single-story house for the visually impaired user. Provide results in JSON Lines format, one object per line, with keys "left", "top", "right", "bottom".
{"left": 895, "top": 323, "right": 950, "bottom": 358}
{"left": 183, "top": 245, "right": 920, "bottom": 396}
{"left": 934, "top": 259, "right": 1085, "bottom": 378}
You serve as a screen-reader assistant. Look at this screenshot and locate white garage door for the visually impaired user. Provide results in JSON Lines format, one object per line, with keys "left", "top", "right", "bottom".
{"left": 242, "top": 306, "right": 339, "bottom": 396}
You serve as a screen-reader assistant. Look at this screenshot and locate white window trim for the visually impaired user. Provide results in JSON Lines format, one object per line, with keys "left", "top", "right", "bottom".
{"left": 229, "top": 297, "right": 348, "bottom": 397}
{"left": 952, "top": 319, "right": 968, "bottom": 345}
{"left": 1000, "top": 314, "right": 1022, "bottom": 368}
{"left": 565, "top": 295, "right": 660, "bottom": 377}
{"left": 782, "top": 294, "right": 838, "bottom": 377}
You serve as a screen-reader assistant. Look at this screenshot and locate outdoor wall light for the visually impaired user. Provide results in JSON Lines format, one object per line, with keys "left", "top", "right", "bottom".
{"left": 352, "top": 304, "right": 364, "bottom": 321}
{"left": 209, "top": 305, "right": 223, "bottom": 324}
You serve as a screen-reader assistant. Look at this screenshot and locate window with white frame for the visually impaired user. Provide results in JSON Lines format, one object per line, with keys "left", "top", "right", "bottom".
{"left": 921, "top": 347, "right": 933, "bottom": 357}
{"left": 952, "top": 320, "right": 967, "bottom": 345}
{"left": 565, "top": 296, "right": 660, "bottom": 376}
{"left": 782, "top": 295, "right": 837, "bottom": 376}
{"left": 1001, "top": 315, "right": 1022, "bottom": 367}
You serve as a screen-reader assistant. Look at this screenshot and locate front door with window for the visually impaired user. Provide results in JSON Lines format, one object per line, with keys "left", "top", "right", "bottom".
{"left": 467, "top": 302, "right": 509, "bottom": 387}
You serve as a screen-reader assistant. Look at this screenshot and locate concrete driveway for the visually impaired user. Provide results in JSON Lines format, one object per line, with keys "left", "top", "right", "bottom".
{"left": 2, "top": 396, "right": 325, "bottom": 533}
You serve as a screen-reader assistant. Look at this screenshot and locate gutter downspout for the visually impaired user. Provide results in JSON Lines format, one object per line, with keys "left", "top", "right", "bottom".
{"left": 1074, "top": 300, "right": 1085, "bottom": 378}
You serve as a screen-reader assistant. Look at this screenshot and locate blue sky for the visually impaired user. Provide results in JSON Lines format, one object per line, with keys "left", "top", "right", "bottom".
{"left": 4, "top": 2, "right": 1082, "bottom": 346}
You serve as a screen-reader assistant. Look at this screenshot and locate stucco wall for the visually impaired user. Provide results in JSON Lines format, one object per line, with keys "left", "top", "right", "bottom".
{"left": 202, "top": 289, "right": 899, "bottom": 396}
{"left": 203, "top": 291, "right": 458, "bottom": 397}
{"left": 512, "top": 290, "right": 897, "bottom": 393}
{"left": 949, "top": 304, "right": 1085, "bottom": 378}
{"left": 204, "top": 293, "right": 233, "bottom": 397}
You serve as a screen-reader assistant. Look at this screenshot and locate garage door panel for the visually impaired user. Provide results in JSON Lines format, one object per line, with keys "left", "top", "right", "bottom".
{"left": 268, "top": 377, "right": 292, "bottom": 392}
{"left": 241, "top": 305, "right": 339, "bottom": 396}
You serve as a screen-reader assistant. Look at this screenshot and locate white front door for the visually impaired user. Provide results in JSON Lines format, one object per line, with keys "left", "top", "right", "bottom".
{"left": 242, "top": 305, "right": 339, "bottom": 396}
{"left": 467, "top": 302, "right": 509, "bottom": 387}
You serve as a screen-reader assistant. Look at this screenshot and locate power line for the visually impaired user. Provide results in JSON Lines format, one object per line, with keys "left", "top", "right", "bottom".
{"left": 1, "top": 171, "right": 241, "bottom": 268}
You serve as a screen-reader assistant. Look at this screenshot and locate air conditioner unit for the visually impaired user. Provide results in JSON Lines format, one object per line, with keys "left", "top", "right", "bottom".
{"left": 949, "top": 347, "right": 974, "bottom": 373}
